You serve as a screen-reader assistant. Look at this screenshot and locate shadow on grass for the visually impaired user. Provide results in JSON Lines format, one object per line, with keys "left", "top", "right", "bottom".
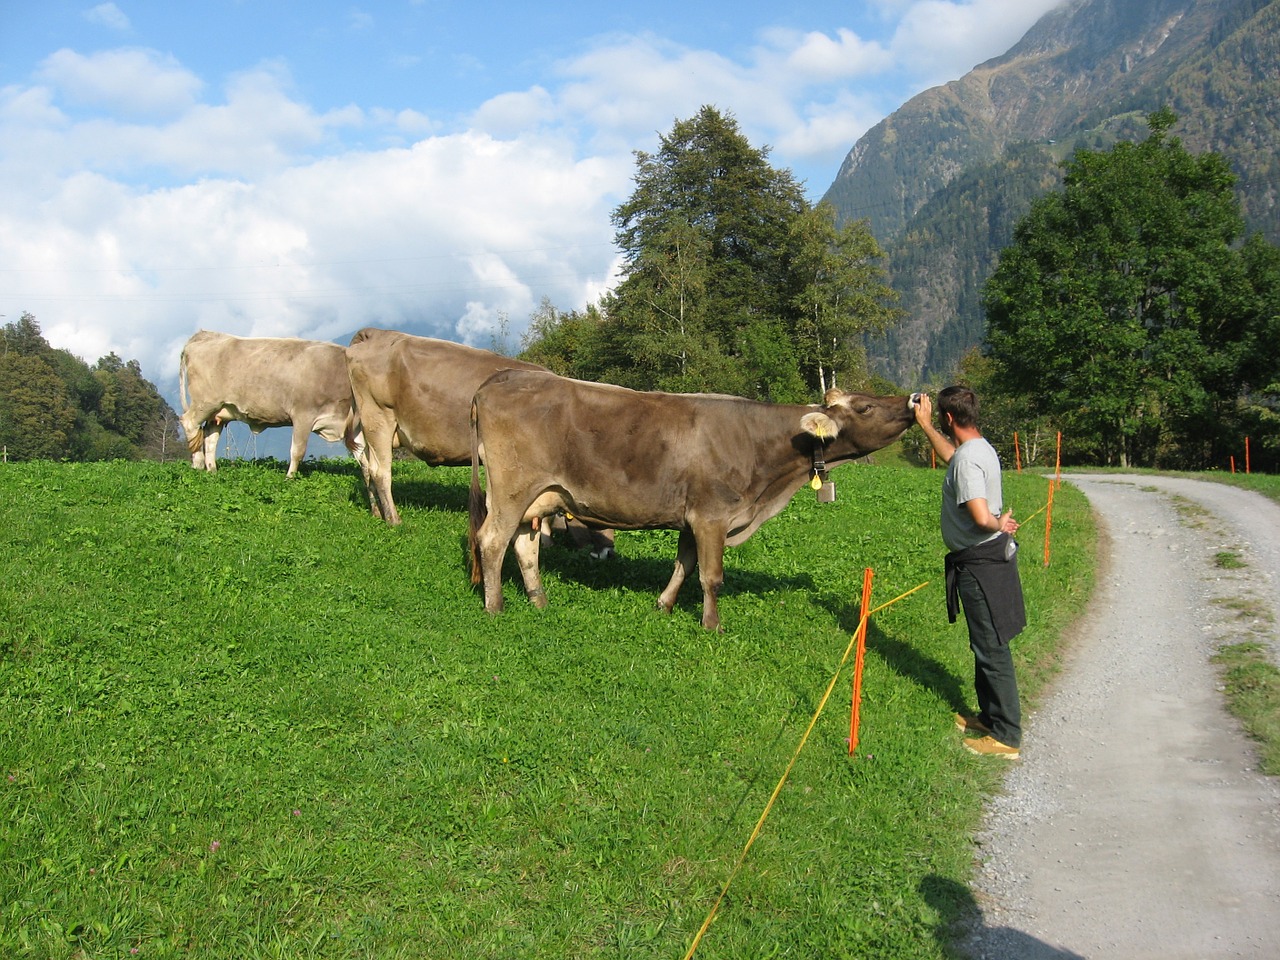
{"left": 825, "top": 593, "right": 972, "bottom": 717}
{"left": 382, "top": 476, "right": 472, "bottom": 513}
{"left": 526, "top": 539, "right": 821, "bottom": 626}
{"left": 921, "top": 875, "right": 1085, "bottom": 959}
{"left": 316, "top": 462, "right": 472, "bottom": 515}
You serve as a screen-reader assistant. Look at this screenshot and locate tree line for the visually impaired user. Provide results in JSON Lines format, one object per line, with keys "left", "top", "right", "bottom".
{"left": 0, "top": 312, "right": 179, "bottom": 462}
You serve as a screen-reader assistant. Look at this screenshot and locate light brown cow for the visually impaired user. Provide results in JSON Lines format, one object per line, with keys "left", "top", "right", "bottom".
{"left": 344, "top": 327, "right": 551, "bottom": 526}
{"left": 179, "top": 330, "right": 363, "bottom": 477}
{"left": 468, "top": 370, "right": 919, "bottom": 630}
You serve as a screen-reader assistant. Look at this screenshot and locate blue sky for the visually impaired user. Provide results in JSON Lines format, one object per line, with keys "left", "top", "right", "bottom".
{"left": 0, "top": 0, "right": 1063, "bottom": 430}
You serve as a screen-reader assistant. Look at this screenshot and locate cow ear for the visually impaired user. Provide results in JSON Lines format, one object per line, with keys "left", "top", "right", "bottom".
{"left": 801, "top": 411, "right": 840, "bottom": 441}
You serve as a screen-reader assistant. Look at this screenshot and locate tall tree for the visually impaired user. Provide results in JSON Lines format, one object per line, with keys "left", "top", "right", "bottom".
{"left": 789, "top": 203, "right": 902, "bottom": 393}
{"left": 605, "top": 106, "right": 810, "bottom": 395}
{"left": 0, "top": 312, "right": 49, "bottom": 357}
{"left": 983, "top": 109, "right": 1263, "bottom": 468}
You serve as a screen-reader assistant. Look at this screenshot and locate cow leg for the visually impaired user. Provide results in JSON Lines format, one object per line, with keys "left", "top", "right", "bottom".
{"left": 357, "top": 440, "right": 382, "bottom": 519}
{"left": 511, "top": 521, "right": 548, "bottom": 608}
{"left": 359, "top": 415, "right": 400, "bottom": 525}
{"left": 202, "top": 422, "right": 222, "bottom": 473}
{"left": 286, "top": 425, "right": 309, "bottom": 478}
{"left": 657, "top": 528, "right": 699, "bottom": 616}
{"left": 694, "top": 529, "right": 728, "bottom": 632}
{"left": 371, "top": 452, "right": 400, "bottom": 524}
{"left": 179, "top": 407, "right": 207, "bottom": 469}
{"left": 477, "top": 509, "right": 521, "bottom": 613}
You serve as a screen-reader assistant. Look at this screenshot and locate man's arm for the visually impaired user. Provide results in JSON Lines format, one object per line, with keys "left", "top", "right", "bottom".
{"left": 965, "top": 497, "right": 1019, "bottom": 536}
{"left": 914, "top": 393, "right": 956, "bottom": 464}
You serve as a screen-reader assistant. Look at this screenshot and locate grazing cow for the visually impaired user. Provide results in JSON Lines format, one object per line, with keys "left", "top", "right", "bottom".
{"left": 179, "top": 331, "right": 363, "bottom": 477}
{"left": 344, "top": 327, "right": 549, "bottom": 527}
{"left": 469, "top": 370, "right": 919, "bottom": 630}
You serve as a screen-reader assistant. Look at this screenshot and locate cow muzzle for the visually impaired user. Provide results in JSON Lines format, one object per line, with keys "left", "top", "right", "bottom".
{"left": 908, "top": 392, "right": 922, "bottom": 409}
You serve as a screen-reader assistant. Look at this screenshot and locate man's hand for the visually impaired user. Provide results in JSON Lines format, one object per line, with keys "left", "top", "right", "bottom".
{"left": 914, "top": 392, "right": 933, "bottom": 429}
{"left": 999, "top": 509, "right": 1019, "bottom": 535}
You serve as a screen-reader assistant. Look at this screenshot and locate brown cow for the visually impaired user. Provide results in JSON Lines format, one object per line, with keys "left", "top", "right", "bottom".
{"left": 179, "top": 331, "right": 363, "bottom": 477}
{"left": 468, "top": 370, "right": 919, "bottom": 630}
{"left": 345, "top": 327, "right": 550, "bottom": 526}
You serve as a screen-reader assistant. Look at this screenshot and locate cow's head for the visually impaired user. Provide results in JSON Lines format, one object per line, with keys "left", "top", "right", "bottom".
{"left": 801, "top": 388, "right": 919, "bottom": 460}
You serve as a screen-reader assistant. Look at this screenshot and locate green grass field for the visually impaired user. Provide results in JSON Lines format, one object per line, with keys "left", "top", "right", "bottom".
{"left": 0, "top": 458, "right": 1093, "bottom": 959}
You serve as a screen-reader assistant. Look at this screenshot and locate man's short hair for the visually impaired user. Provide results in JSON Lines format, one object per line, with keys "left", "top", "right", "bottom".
{"left": 939, "top": 385, "right": 980, "bottom": 429}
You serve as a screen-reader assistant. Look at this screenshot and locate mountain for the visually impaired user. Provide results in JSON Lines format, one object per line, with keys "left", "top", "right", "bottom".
{"left": 822, "top": 0, "right": 1280, "bottom": 387}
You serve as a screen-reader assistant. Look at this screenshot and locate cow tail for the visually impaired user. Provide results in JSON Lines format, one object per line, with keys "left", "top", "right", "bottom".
{"left": 467, "top": 397, "right": 487, "bottom": 587}
{"left": 178, "top": 345, "right": 204, "bottom": 457}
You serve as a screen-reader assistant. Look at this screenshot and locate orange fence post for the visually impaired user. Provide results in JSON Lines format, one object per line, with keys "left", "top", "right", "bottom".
{"left": 1054, "top": 431, "right": 1062, "bottom": 492}
{"left": 1231, "top": 455, "right": 1237, "bottom": 474}
{"left": 1014, "top": 431, "right": 1022, "bottom": 472}
{"left": 1043, "top": 473, "right": 1056, "bottom": 568}
{"left": 849, "top": 567, "right": 873, "bottom": 756}
{"left": 1246, "top": 436, "right": 1251, "bottom": 474}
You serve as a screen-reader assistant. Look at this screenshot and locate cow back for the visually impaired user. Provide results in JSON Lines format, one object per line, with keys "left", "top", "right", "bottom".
{"left": 346, "top": 328, "right": 546, "bottom": 466}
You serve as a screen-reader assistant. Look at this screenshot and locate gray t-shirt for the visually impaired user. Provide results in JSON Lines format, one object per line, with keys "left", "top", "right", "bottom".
{"left": 941, "top": 436, "right": 1004, "bottom": 552}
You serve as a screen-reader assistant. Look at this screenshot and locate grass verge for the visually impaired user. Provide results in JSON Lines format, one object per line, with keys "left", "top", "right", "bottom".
{"left": 1212, "top": 643, "right": 1280, "bottom": 776}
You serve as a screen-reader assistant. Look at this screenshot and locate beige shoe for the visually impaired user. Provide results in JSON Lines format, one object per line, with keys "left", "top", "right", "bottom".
{"left": 954, "top": 713, "right": 992, "bottom": 736}
{"left": 963, "top": 736, "right": 1020, "bottom": 760}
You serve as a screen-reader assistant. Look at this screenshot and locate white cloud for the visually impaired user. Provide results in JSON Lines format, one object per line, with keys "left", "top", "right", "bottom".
{"left": 37, "top": 47, "right": 203, "bottom": 118}
{"left": 84, "top": 3, "right": 131, "bottom": 32}
{"left": 0, "top": 127, "right": 627, "bottom": 403}
{"left": 775, "top": 90, "right": 889, "bottom": 162}
{"left": 890, "top": 0, "right": 1066, "bottom": 87}
{"left": 15, "top": 58, "right": 363, "bottom": 182}
{"left": 759, "top": 27, "right": 893, "bottom": 82}
{"left": 0, "top": 82, "right": 64, "bottom": 126}
{"left": 471, "top": 86, "right": 556, "bottom": 138}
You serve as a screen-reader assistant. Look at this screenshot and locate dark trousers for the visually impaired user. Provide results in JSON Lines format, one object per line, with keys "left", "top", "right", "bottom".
{"left": 957, "top": 567, "right": 1022, "bottom": 748}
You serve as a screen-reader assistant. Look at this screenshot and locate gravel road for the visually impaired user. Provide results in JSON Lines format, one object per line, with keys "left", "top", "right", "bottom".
{"left": 960, "top": 474, "right": 1280, "bottom": 960}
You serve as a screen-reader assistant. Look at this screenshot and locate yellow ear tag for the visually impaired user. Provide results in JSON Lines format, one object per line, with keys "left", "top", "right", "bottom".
{"left": 810, "top": 475, "right": 822, "bottom": 490}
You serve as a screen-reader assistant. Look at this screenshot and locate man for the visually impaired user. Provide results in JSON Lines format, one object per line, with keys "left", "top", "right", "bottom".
{"left": 915, "top": 387, "right": 1026, "bottom": 760}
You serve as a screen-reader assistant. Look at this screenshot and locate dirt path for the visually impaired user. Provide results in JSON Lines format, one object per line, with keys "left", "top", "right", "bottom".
{"left": 961, "top": 475, "right": 1280, "bottom": 960}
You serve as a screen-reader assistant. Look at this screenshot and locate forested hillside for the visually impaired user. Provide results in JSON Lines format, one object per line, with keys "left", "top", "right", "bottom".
{"left": 823, "top": 0, "right": 1280, "bottom": 385}
{"left": 0, "top": 313, "right": 179, "bottom": 462}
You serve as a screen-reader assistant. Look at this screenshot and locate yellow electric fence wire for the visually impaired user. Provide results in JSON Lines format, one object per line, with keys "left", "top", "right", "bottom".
{"left": 681, "top": 580, "right": 930, "bottom": 960}
{"left": 1019, "top": 502, "right": 1047, "bottom": 525}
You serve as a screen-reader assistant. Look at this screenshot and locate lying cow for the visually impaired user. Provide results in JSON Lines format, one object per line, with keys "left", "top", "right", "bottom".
{"left": 179, "top": 330, "right": 363, "bottom": 477}
{"left": 468, "top": 370, "right": 919, "bottom": 630}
